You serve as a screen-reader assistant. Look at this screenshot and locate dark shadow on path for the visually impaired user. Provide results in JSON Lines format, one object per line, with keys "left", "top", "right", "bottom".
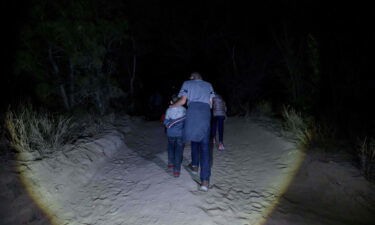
{"left": 0, "top": 154, "right": 52, "bottom": 225}
{"left": 263, "top": 152, "right": 375, "bottom": 225}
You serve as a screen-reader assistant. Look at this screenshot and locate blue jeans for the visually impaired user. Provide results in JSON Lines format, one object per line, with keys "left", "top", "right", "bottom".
{"left": 211, "top": 116, "right": 225, "bottom": 143}
{"left": 191, "top": 132, "right": 211, "bottom": 182}
{"left": 167, "top": 136, "right": 184, "bottom": 172}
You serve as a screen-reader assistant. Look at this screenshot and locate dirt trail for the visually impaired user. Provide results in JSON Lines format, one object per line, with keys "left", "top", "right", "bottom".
{"left": 85, "top": 116, "right": 302, "bottom": 225}
{"left": 2, "top": 116, "right": 374, "bottom": 225}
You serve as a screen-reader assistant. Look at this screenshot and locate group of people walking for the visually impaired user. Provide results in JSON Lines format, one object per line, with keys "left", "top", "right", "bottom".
{"left": 162, "top": 72, "right": 226, "bottom": 192}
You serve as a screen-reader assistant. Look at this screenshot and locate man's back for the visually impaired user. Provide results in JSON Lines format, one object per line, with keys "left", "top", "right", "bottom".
{"left": 178, "top": 79, "right": 214, "bottom": 105}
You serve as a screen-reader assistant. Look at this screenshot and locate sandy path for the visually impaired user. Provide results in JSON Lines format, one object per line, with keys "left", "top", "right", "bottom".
{"left": 7, "top": 116, "right": 374, "bottom": 225}
{"left": 59, "top": 117, "right": 300, "bottom": 225}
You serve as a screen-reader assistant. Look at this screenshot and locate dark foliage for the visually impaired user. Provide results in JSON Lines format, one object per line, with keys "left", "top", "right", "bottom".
{"left": 3, "top": 0, "right": 375, "bottom": 143}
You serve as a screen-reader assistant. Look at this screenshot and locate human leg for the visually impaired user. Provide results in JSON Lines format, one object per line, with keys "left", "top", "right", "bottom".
{"left": 190, "top": 141, "right": 200, "bottom": 167}
{"left": 217, "top": 116, "right": 225, "bottom": 143}
{"left": 199, "top": 134, "right": 211, "bottom": 184}
{"left": 174, "top": 137, "right": 184, "bottom": 174}
{"left": 167, "top": 137, "right": 175, "bottom": 168}
{"left": 187, "top": 141, "right": 199, "bottom": 174}
{"left": 211, "top": 116, "right": 218, "bottom": 142}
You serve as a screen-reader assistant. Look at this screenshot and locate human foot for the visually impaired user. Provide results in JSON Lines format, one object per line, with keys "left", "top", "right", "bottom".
{"left": 199, "top": 181, "right": 209, "bottom": 192}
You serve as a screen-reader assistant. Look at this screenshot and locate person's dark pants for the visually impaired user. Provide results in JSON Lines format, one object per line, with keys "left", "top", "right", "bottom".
{"left": 167, "top": 136, "right": 184, "bottom": 172}
{"left": 184, "top": 102, "right": 211, "bottom": 182}
{"left": 211, "top": 116, "right": 225, "bottom": 143}
{"left": 191, "top": 132, "right": 211, "bottom": 182}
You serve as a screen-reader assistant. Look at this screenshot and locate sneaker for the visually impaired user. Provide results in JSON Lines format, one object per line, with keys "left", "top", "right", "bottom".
{"left": 187, "top": 163, "right": 198, "bottom": 174}
{"left": 212, "top": 138, "right": 216, "bottom": 144}
{"left": 218, "top": 143, "right": 225, "bottom": 151}
{"left": 199, "top": 181, "right": 209, "bottom": 192}
{"left": 173, "top": 171, "right": 180, "bottom": 177}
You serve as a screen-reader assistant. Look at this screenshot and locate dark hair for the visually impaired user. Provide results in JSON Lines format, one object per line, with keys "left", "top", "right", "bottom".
{"left": 190, "top": 72, "right": 202, "bottom": 80}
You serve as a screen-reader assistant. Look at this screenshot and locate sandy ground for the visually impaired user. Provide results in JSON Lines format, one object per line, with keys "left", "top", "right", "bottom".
{"left": 1, "top": 116, "right": 374, "bottom": 225}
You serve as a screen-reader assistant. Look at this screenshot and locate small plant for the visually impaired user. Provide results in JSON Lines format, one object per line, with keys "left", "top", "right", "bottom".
{"left": 5, "top": 105, "right": 74, "bottom": 158}
{"left": 311, "top": 121, "right": 337, "bottom": 150}
{"left": 71, "top": 112, "right": 116, "bottom": 139}
{"left": 358, "top": 137, "right": 375, "bottom": 180}
{"left": 281, "top": 105, "right": 315, "bottom": 150}
{"left": 252, "top": 101, "right": 273, "bottom": 117}
{"left": 243, "top": 102, "right": 252, "bottom": 117}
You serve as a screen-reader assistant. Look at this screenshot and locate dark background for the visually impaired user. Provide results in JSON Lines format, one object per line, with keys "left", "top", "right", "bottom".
{"left": 2, "top": 0, "right": 374, "bottom": 141}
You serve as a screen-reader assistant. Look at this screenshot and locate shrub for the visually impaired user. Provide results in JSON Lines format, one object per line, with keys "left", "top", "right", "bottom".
{"left": 281, "top": 105, "right": 315, "bottom": 150}
{"left": 358, "top": 137, "right": 375, "bottom": 180}
{"left": 5, "top": 105, "right": 74, "bottom": 158}
{"left": 0, "top": 113, "right": 7, "bottom": 156}
{"left": 74, "top": 112, "right": 116, "bottom": 138}
{"left": 251, "top": 101, "right": 273, "bottom": 117}
{"left": 311, "top": 121, "right": 338, "bottom": 150}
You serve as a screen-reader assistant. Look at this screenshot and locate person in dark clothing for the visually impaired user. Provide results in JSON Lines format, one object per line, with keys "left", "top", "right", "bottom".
{"left": 147, "top": 91, "right": 163, "bottom": 120}
{"left": 170, "top": 72, "right": 215, "bottom": 191}
{"left": 211, "top": 94, "right": 227, "bottom": 150}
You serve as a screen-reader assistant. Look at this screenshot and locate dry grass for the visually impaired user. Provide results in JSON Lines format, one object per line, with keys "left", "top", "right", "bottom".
{"left": 281, "top": 105, "right": 315, "bottom": 150}
{"left": 73, "top": 112, "right": 116, "bottom": 138}
{"left": 5, "top": 105, "right": 74, "bottom": 157}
